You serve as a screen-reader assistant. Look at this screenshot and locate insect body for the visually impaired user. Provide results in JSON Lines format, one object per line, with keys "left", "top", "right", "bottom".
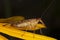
{"left": 11, "top": 18, "right": 45, "bottom": 30}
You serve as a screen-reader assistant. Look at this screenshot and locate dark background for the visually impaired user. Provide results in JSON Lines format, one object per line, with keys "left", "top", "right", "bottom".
{"left": 0, "top": 0, "right": 59, "bottom": 40}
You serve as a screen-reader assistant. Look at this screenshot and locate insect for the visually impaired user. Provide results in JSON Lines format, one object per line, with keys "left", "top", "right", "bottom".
{"left": 10, "top": 18, "right": 45, "bottom": 31}
{"left": 1, "top": 17, "right": 45, "bottom": 31}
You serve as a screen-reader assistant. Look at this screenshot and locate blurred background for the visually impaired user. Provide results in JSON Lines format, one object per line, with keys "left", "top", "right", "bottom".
{"left": 0, "top": 0, "right": 59, "bottom": 40}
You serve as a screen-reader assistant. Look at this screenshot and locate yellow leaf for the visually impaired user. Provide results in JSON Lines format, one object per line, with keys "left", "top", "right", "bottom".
{"left": 0, "top": 16, "right": 25, "bottom": 23}
{"left": 0, "top": 35, "right": 8, "bottom": 40}
{"left": 0, "top": 23, "right": 57, "bottom": 40}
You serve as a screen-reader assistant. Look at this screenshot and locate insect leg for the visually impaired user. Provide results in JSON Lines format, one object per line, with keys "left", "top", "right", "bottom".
{"left": 39, "top": 29, "right": 43, "bottom": 35}
{"left": 39, "top": 19, "right": 45, "bottom": 25}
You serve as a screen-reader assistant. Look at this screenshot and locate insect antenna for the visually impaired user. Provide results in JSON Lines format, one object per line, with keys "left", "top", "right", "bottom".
{"left": 39, "top": 0, "right": 55, "bottom": 35}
